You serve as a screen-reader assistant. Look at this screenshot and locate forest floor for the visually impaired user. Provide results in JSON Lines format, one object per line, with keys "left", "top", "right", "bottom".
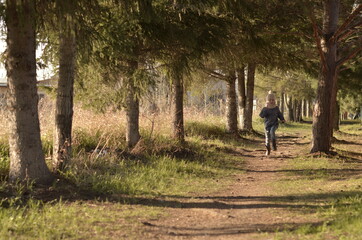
{"left": 125, "top": 129, "right": 362, "bottom": 240}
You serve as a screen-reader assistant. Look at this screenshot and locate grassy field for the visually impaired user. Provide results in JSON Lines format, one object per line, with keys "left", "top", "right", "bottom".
{"left": 0, "top": 102, "right": 361, "bottom": 239}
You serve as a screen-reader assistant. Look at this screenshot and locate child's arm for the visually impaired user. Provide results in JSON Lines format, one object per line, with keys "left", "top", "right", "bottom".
{"left": 259, "top": 108, "right": 266, "bottom": 118}
{"left": 277, "top": 107, "right": 285, "bottom": 123}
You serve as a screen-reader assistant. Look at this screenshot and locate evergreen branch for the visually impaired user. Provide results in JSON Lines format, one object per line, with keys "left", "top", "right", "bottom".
{"left": 337, "top": 23, "right": 362, "bottom": 43}
{"left": 331, "top": 4, "right": 362, "bottom": 42}
{"left": 337, "top": 38, "right": 362, "bottom": 67}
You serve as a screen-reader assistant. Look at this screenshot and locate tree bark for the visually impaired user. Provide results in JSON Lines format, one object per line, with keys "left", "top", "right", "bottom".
{"left": 302, "top": 99, "right": 307, "bottom": 119}
{"left": 53, "top": 23, "right": 76, "bottom": 171}
{"left": 296, "top": 99, "right": 302, "bottom": 122}
{"left": 126, "top": 60, "right": 141, "bottom": 148}
{"left": 172, "top": 72, "right": 184, "bottom": 142}
{"left": 307, "top": 100, "right": 313, "bottom": 118}
{"left": 330, "top": 70, "right": 340, "bottom": 138}
{"left": 293, "top": 98, "right": 297, "bottom": 121}
{"left": 236, "top": 67, "right": 246, "bottom": 130}
{"left": 280, "top": 92, "right": 285, "bottom": 116}
{"left": 226, "top": 70, "right": 238, "bottom": 134}
{"left": 244, "top": 63, "right": 256, "bottom": 131}
{"left": 5, "top": 0, "right": 52, "bottom": 184}
{"left": 285, "top": 94, "right": 294, "bottom": 121}
{"left": 311, "top": 0, "right": 339, "bottom": 153}
{"left": 333, "top": 101, "right": 340, "bottom": 131}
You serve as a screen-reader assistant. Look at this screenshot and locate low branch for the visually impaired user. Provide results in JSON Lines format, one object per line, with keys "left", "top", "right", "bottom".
{"left": 201, "top": 67, "right": 227, "bottom": 81}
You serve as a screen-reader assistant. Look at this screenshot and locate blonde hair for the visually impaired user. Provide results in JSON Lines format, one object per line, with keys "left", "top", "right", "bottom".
{"left": 266, "top": 90, "right": 276, "bottom": 101}
{"left": 266, "top": 90, "right": 276, "bottom": 108}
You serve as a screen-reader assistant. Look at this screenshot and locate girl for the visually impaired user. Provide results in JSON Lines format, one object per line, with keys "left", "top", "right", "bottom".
{"left": 259, "top": 91, "right": 285, "bottom": 156}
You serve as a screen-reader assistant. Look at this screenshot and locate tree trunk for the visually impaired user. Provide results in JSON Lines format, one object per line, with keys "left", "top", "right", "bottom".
{"left": 293, "top": 98, "right": 297, "bottom": 121}
{"left": 333, "top": 101, "right": 340, "bottom": 131}
{"left": 280, "top": 92, "right": 285, "bottom": 115}
{"left": 172, "top": 72, "right": 184, "bottom": 142}
{"left": 126, "top": 60, "right": 141, "bottom": 148}
{"left": 302, "top": 99, "right": 307, "bottom": 119}
{"left": 226, "top": 70, "right": 238, "bottom": 134}
{"left": 330, "top": 71, "right": 340, "bottom": 138}
{"left": 295, "top": 99, "right": 302, "bottom": 122}
{"left": 236, "top": 67, "right": 246, "bottom": 129}
{"left": 307, "top": 100, "right": 313, "bottom": 118}
{"left": 244, "top": 63, "right": 256, "bottom": 131}
{"left": 5, "top": 0, "right": 52, "bottom": 184}
{"left": 311, "top": 0, "right": 339, "bottom": 153}
{"left": 53, "top": 23, "right": 76, "bottom": 171}
{"left": 285, "top": 94, "right": 294, "bottom": 121}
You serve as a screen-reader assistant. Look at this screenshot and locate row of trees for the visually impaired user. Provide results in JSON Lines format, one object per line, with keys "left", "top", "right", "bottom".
{"left": 2, "top": 0, "right": 361, "bottom": 184}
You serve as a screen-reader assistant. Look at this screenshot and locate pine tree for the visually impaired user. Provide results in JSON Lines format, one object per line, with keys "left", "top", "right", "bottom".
{"left": 5, "top": 0, "right": 53, "bottom": 184}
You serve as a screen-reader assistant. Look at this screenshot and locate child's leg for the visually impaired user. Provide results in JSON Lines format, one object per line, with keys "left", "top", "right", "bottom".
{"left": 265, "top": 129, "right": 271, "bottom": 146}
{"left": 270, "top": 125, "right": 278, "bottom": 150}
{"left": 265, "top": 129, "right": 271, "bottom": 155}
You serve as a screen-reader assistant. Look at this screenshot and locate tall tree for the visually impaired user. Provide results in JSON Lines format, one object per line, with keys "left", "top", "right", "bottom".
{"left": 225, "top": 70, "right": 238, "bottom": 134}
{"left": 243, "top": 63, "right": 256, "bottom": 131}
{"left": 311, "top": 0, "right": 340, "bottom": 152}
{"left": 53, "top": 0, "right": 77, "bottom": 171}
{"left": 125, "top": 59, "right": 141, "bottom": 147}
{"left": 169, "top": 59, "right": 186, "bottom": 142}
{"left": 156, "top": 2, "right": 227, "bottom": 142}
{"left": 310, "top": 1, "right": 362, "bottom": 153}
{"left": 237, "top": 66, "right": 246, "bottom": 129}
{"left": 5, "top": 0, "right": 53, "bottom": 183}
{"left": 75, "top": 1, "right": 151, "bottom": 148}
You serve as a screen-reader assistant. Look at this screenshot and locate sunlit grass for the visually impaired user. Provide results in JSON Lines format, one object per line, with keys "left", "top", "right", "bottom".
{"left": 339, "top": 120, "right": 362, "bottom": 135}
{"left": 0, "top": 198, "right": 162, "bottom": 239}
{"left": 272, "top": 122, "right": 362, "bottom": 239}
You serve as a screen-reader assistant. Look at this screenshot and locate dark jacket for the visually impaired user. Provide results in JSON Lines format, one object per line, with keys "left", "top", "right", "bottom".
{"left": 259, "top": 106, "right": 285, "bottom": 130}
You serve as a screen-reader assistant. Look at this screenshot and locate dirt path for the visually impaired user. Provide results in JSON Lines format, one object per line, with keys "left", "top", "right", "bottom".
{"left": 136, "top": 134, "right": 321, "bottom": 239}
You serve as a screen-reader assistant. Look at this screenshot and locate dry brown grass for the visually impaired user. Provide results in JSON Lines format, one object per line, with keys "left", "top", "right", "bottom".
{"left": 0, "top": 96, "right": 225, "bottom": 144}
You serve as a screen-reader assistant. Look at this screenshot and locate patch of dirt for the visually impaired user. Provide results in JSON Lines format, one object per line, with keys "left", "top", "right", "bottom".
{"left": 135, "top": 134, "right": 324, "bottom": 239}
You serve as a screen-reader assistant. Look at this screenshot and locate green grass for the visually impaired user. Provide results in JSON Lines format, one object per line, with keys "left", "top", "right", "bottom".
{"left": 339, "top": 120, "right": 362, "bottom": 134}
{"left": 70, "top": 127, "right": 243, "bottom": 197}
{"left": 64, "top": 152, "right": 230, "bottom": 196}
{"left": 0, "top": 117, "right": 361, "bottom": 239}
{"left": 185, "top": 120, "right": 227, "bottom": 139}
{"left": 272, "top": 122, "right": 362, "bottom": 240}
{"left": 0, "top": 198, "right": 162, "bottom": 240}
{"left": 0, "top": 139, "right": 9, "bottom": 180}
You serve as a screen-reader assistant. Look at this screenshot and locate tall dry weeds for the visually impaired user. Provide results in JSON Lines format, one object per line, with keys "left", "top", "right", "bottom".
{"left": 2, "top": 95, "right": 224, "bottom": 147}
